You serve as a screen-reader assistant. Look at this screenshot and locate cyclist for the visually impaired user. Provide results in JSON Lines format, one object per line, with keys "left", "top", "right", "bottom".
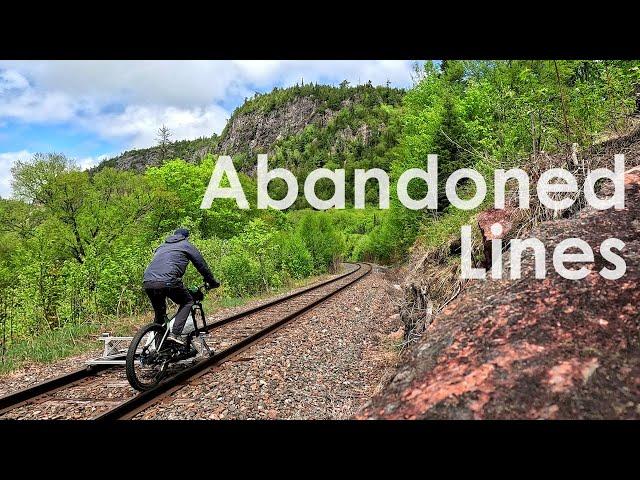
{"left": 143, "top": 228, "right": 219, "bottom": 349}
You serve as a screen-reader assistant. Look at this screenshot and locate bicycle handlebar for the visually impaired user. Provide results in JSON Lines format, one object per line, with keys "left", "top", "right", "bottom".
{"left": 193, "top": 281, "right": 220, "bottom": 293}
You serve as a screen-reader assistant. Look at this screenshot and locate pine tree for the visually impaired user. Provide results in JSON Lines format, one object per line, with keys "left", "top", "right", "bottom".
{"left": 156, "top": 125, "right": 172, "bottom": 162}
{"left": 433, "top": 92, "right": 468, "bottom": 208}
{"left": 440, "top": 60, "right": 465, "bottom": 86}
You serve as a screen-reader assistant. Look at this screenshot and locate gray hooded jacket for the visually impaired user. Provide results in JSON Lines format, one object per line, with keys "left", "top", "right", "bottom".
{"left": 143, "top": 233, "right": 218, "bottom": 287}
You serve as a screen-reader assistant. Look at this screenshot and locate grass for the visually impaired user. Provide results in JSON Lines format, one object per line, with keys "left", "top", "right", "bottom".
{"left": 0, "top": 321, "right": 100, "bottom": 374}
{"left": 0, "top": 269, "right": 339, "bottom": 376}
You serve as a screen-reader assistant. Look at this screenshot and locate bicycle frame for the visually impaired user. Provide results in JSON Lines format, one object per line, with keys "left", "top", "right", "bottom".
{"left": 154, "top": 285, "right": 209, "bottom": 351}
{"left": 126, "top": 284, "right": 214, "bottom": 391}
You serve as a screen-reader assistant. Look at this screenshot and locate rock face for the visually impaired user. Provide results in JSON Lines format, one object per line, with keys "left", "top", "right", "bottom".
{"left": 100, "top": 142, "right": 216, "bottom": 173}
{"left": 95, "top": 86, "right": 401, "bottom": 173}
{"left": 108, "top": 147, "right": 163, "bottom": 172}
{"left": 217, "top": 96, "right": 338, "bottom": 155}
{"left": 358, "top": 169, "right": 640, "bottom": 419}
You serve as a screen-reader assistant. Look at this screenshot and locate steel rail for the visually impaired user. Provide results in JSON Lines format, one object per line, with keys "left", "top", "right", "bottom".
{"left": 0, "top": 364, "right": 111, "bottom": 415}
{"left": 203, "top": 262, "right": 361, "bottom": 331}
{"left": 95, "top": 263, "right": 372, "bottom": 420}
{"left": 0, "top": 263, "right": 366, "bottom": 417}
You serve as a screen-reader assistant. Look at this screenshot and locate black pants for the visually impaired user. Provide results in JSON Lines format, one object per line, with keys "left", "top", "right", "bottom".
{"left": 144, "top": 283, "right": 194, "bottom": 335}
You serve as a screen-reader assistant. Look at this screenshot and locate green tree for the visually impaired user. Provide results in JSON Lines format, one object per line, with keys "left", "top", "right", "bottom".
{"left": 11, "top": 153, "right": 76, "bottom": 205}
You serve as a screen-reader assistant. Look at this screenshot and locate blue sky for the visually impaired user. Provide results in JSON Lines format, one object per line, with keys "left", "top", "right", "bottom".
{"left": 0, "top": 60, "right": 417, "bottom": 198}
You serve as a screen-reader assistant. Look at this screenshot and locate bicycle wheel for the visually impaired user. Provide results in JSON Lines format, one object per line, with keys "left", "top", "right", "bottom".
{"left": 126, "top": 323, "right": 169, "bottom": 392}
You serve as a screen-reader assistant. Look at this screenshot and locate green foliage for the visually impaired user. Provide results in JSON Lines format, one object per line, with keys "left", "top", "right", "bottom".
{"left": 232, "top": 83, "right": 403, "bottom": 117}
{"left": 0, "top": 153, "right": 353, "bottom": 370}
{"left": 356, "top": 59, "right": 640, "bottom": 264}
{"left": 273, "top": 231, "right": 315, "bottom": 279}
{"left": 295, "top": 211, "right": 345, "bottom": 272}
{"left": 11, "top": 153, "right": 77, "bottom": 205}
{"left": 145, "top": 156, "right": 262, "bottom": 240}
{"left": 3, "top": 62, "right": 639, "bottom": 370}
{"left": 0, "top": 321, "right": 99, "bottom": 374}
{"left": 96, "top": 136, "right": 218, "bottom": 172}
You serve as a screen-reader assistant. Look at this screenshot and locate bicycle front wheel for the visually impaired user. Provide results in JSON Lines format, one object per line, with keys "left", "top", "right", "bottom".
{"left": 126, "top": 323, "right": 168, "bottom": 392}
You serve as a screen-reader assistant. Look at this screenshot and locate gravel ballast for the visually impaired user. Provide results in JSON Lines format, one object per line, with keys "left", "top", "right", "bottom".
{"left": 1, "top": 265, "right": 404, "bottom": 420}
{"left": 0, "top": 271, "right": 341, "bottom": 400}
{"left": 136, "top": 265, "right": 403, "bottom": 419}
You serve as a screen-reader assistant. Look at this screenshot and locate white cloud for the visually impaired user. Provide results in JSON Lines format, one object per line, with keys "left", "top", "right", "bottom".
{"left": 81, "top": 104, "right": 230, "bottom": 149}
{"left": 0, "top": 150, "right": 31, "bottom": 198}
{"left": 0, "top": 60, "right": 414, "bottom": 108}
{"left": 232, "top": 60, "right": 286, "bottom": 83}
{"left": 233, "top": 60, "right": 415, "bottom": 89}
{"left": 0, "top": 69, "right": 30, "bottom": 92}
{"left": 76, "top": 154, "right": 110, "bottom": 171}
{"left": 0, "top": 65, "right": 233, "bottom": 148}
{"left": 0, "top": 88, "right": 78, "bottom": 123}
{"left": 0, "top": 61, "right": 241, "bottom": 107}
{"left": 0, "top": 60, "right": 415, "bottom": 152}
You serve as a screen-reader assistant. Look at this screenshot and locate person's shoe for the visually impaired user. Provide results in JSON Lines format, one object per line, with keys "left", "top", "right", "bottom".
{"left": 191, "top": 336, "right": 212, "bottom": 359}
{"left": 167, "top": 332, "right": 187, "bottom": 346}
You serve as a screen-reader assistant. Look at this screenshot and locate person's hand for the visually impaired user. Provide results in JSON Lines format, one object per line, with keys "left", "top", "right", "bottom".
{"left": 205, "top": 280, "right": 220, "bottom": 290}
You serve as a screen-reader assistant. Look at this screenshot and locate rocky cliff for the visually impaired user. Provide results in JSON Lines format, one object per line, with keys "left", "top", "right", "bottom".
{"left": 97, "top": 137, "right": 217, "bottom": 173}
{"left": 94, "top": 84, "right": 403, "bottom": 173}
{"left": 216, "top": 96, "right": 336, "bottom": 155}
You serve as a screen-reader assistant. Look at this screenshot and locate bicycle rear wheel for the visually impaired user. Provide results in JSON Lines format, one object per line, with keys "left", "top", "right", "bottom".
{"left": 126, "top": 323, "right": 169, "bottom": 392}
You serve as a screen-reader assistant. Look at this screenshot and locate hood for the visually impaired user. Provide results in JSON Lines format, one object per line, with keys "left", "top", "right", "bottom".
{"left": 165, "top": 233, "right": 187, "bottom": 243}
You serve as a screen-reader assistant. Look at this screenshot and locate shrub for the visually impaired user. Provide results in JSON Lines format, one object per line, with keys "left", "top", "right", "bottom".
{"left": 272, "top": 231, "right": 314, "bottom": 279}
{"left": 296, "top": 211, "right": 345, "bottom": 272}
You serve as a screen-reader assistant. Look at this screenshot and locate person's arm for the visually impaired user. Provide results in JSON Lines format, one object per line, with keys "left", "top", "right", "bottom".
{"left": 185, "top": 242, "right": 220, "bottom": 288}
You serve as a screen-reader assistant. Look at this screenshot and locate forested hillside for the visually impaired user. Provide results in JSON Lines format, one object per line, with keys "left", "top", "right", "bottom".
{"left": 96, "top": 83, "right": 404, "bottom": 205}
{"left": 1, "top": 61, "right": 639, "bottom": 372}
{"left": 95, "top": 136, "right": 219, "bottom": 172}
{"left": 356, "top": 60, "right": 640, "bottom": 263}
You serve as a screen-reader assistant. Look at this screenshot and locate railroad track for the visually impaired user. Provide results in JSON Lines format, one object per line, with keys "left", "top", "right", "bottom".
{"left": 0, "top": 262, "right": 372, "bottom": 420}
